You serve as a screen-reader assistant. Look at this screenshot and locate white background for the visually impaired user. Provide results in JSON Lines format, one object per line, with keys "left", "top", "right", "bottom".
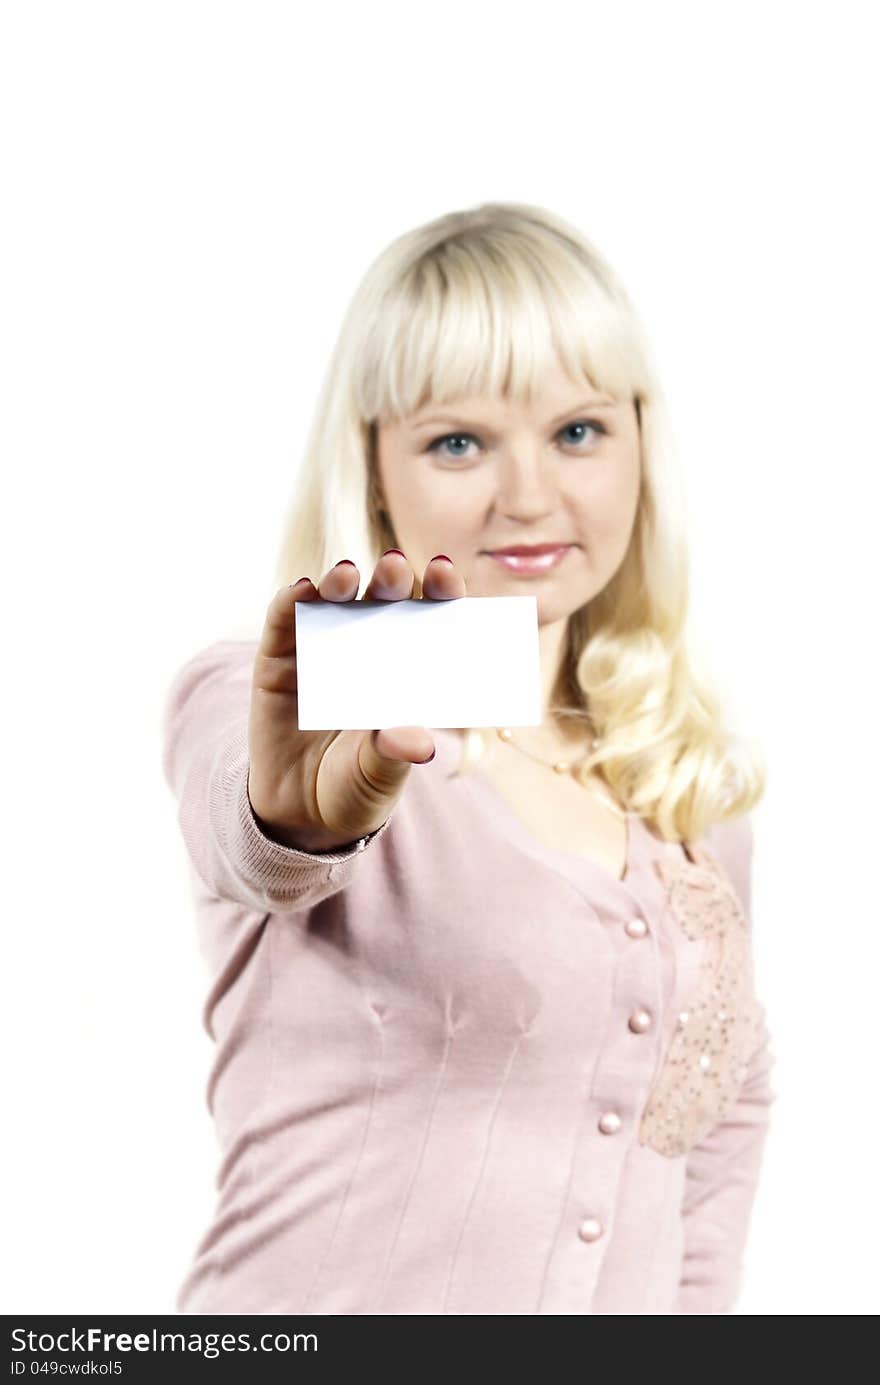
{"left": 2, "top": 0, "right": 877, "bottom": 1315}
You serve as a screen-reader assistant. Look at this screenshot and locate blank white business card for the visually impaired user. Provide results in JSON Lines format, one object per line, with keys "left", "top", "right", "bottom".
{"left": 294, "top": 595, "right": 542, "bottom": 730}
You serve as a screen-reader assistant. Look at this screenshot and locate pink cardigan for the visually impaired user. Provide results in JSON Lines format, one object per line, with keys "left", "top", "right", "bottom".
{"left": 162, "top": 639, "right": 776, "bottom": 1315}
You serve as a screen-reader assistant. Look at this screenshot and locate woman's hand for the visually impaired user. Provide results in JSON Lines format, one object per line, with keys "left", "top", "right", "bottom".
{"left": 247, "top": 552, "right": 466, "bottom": 852}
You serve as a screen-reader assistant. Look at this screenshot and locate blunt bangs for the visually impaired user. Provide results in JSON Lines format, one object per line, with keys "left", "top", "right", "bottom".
{"left": 353, "top": 225, "right": 649, "bottom": 425}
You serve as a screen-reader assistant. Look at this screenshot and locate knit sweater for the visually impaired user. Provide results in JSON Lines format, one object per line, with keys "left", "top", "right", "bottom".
{"left": 162, "top": 639, "right": 776, "bottom": 1315}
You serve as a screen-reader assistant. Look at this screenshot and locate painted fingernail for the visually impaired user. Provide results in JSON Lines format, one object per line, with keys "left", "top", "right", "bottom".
{"left": 335, "top": 559, "right": 357, "bottom": 568}
{"left": 417, "top": 747, "right": 437, "bottom": 763}
{"left": 382, "top": 548, "right": 405, "bottom": 557}
{"left": 430, "top": 554, "right": 453, "bottom": 563}
{"left": 289, "top": 577, "right": 311, "bottom": 587}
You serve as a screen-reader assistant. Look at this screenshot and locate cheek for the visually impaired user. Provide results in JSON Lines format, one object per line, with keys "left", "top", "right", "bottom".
{"left": 383, "top": 471, "right": 484, "bottom": 554}
{"left": 568, "top": 470, "right": 639, "bottom": 544}
{"left": 403, "top": 473, "right": 489, "bottom": 530}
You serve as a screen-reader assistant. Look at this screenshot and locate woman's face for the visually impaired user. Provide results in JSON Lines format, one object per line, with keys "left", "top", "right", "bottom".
{"left": 374, "top": 355, "right": 642, "bottom": 626}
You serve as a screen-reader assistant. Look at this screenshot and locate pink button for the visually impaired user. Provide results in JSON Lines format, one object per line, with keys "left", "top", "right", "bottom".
{"left": 628, "top": 1008, "right": 652, "bottom": 1033}
{"left": 578, "top": 1216, "right": 604, "bottom": 1242}
{"left": 598, "top": 1111, "right": 622, "bottom": 1134}
{"left": 625, "top": 917, "right": 648, "bottom": 938}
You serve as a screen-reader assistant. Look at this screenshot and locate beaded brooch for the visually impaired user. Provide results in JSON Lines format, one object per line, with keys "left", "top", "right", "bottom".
{"left": 638, "top": 843, "right": 761, "bottom": 1158}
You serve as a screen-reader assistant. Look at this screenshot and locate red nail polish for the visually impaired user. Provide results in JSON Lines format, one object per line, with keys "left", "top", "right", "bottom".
{"left": 289, "top": 576, "right": 311, "bottom": 587}
{"left": 430, "top": 554, "right": 453, "bottom": 563}
{"left": 382, "top": 548, "right": 405, "bottom": 557}
{"left": 336, "top": 559, "right": 357, "bottom": 567}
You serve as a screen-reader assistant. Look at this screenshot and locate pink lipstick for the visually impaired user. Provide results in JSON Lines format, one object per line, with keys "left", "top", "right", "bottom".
{"left": 486, "top": 544, "right": 573, "bottom": 576}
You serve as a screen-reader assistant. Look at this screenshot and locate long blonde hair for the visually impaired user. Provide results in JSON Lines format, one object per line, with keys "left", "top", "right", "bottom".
{"left": 271, "top": 200, "right": 765, "bottom": 843}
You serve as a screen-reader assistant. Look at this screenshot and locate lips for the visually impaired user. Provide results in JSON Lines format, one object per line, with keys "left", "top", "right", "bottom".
{"left": 488, "top": 544, "right": 571, "bottom": 556}
{"left": 486, "top": 544, "right": 573, "bottom": 575}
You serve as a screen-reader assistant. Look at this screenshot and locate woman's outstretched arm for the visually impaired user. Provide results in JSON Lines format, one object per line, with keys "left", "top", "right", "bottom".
{"left": 161, "top": 640, "right": 391, "bottom": 914}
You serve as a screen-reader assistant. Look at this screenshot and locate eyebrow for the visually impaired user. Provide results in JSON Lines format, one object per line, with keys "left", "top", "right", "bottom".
{"left": 410, "top": 399, "right": 619, "bottom": 429}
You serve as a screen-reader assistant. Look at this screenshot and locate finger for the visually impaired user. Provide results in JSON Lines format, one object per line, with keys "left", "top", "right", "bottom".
{"left": 420, "top": 554, "right": 467, "bottom": 599}
{"left": 316, "top": 559, "right": 361, "bottom": 602}
{"left": 257, "top": 578, "right": 317, "bottom": 663}
{"left": 362, "top": 548, "right": 415, "bottom": 601}
{"left": 362, "top": 727, "right": 436, "bottom": 784}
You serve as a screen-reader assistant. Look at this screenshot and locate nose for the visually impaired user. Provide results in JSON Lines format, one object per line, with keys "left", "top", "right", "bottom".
{"left": 493, "top": 444, "right": 557, "bottom": 522}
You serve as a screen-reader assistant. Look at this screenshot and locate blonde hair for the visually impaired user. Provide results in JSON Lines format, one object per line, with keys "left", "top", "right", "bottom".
{"left": 271, "top": 200, "right": 765, "bottom": 844}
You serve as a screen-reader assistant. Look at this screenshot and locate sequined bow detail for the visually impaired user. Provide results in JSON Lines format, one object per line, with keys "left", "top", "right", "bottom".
{"left": 638, "top": 844, "right": 761, "bottom": 1158}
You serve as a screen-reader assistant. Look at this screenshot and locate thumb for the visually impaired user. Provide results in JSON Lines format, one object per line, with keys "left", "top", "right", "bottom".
{"left": 358, "top": 727, "right": 436, "bottom": 792}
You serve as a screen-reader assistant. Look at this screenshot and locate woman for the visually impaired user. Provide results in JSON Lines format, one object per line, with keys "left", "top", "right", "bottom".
{"left": 162, "top": 201, "right": 776, "bottom": 1315}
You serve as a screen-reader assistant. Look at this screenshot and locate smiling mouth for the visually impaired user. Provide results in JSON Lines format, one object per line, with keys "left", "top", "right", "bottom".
{"left": 484, "top": 545, "right": 573, "bottom": 574}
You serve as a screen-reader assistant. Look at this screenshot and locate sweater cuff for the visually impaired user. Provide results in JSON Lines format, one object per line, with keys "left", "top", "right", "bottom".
{"left": 241, "top": 765, "right": 387, "bottom": 863}
{"left": 214, "top": 723, "right": 392, "bottom": 910}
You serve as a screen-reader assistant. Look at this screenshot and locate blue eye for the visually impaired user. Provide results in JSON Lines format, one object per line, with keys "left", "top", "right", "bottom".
{"left": 426, "top": 432, "right": 478, "bottom": 459}
{"left": 425, "top": 419, "right": 608, "bottom": 461}
{"left": 561, "top": 419, "right": 608, "bottom": 446}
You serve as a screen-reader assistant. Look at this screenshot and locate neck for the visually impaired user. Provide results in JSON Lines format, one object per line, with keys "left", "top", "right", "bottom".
{"left": 530, "top": 615, "right": 589, "bottom": 751}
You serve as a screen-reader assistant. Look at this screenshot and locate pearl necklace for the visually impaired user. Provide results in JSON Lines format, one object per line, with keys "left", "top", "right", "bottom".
{"left": 494, "top": 726, "right": 598, "bottom": 774}
{"left": 494, "top": 727, "right": 626, "bottom": 818}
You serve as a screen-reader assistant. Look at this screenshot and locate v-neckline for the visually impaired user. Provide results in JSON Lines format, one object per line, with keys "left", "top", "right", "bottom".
{"left": 460, "top": 757, "right": 645, "bottom": 892}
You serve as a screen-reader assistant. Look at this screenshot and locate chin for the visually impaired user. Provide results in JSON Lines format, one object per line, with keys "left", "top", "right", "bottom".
{"left": 526, "top": 586, "right": 587, "bottom": 624}
{"left": 535, "top": 601, "right": 582, "bottom": 627}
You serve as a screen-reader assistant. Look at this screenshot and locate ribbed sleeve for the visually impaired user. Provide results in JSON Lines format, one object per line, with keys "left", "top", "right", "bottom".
{"left": 161, "top": 639, "right": 392, "bottom": 914}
